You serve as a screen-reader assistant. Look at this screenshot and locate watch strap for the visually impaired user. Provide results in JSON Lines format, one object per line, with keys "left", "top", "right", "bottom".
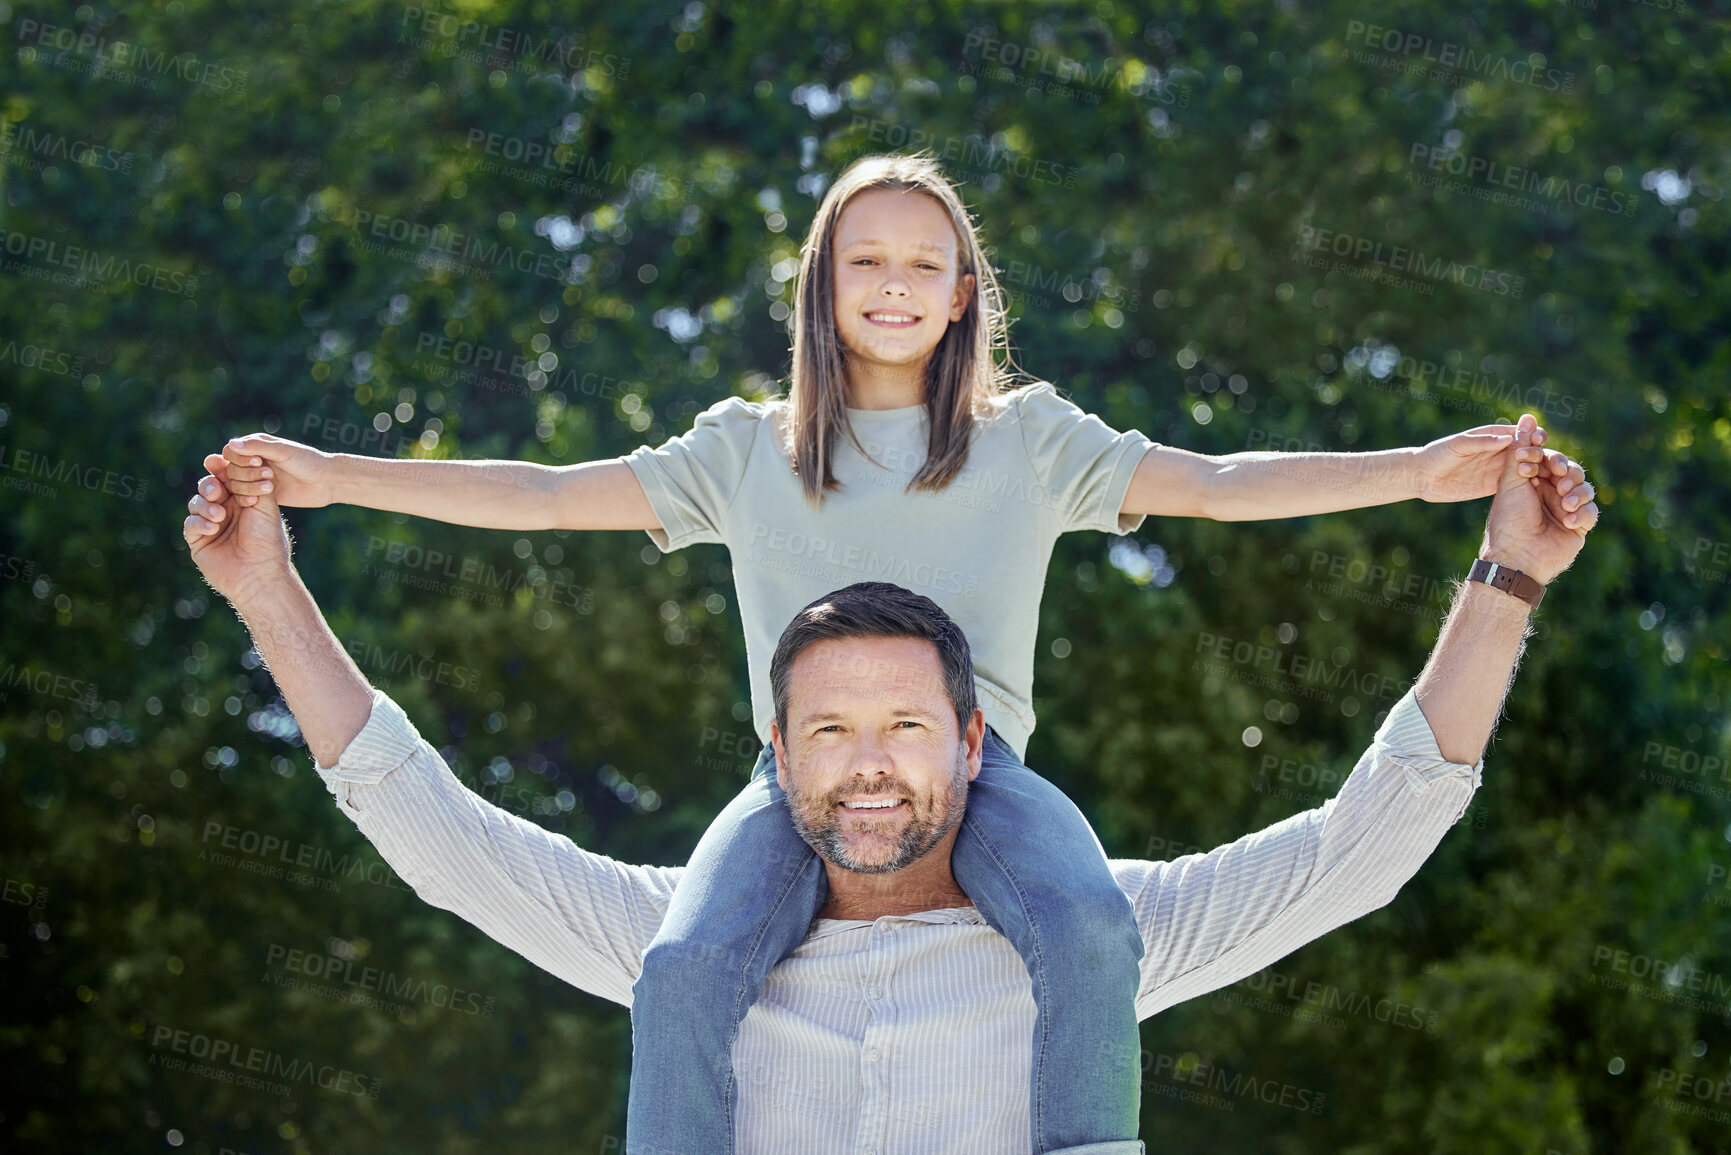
{"left": 1468, "top": 558, "right": 1545, "bottom": 609}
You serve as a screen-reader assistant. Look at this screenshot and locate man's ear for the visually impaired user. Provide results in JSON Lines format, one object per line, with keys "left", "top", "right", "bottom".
{"left": 964, "top": 708, "right": 985, "bottom": 781}
{"left": 770, "top": 721, "right": 790, "bottom": 793}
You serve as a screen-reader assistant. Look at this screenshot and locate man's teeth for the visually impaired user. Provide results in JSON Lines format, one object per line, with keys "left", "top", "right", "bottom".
{"left": 842, "top": 799, "right": 901, "bottom": 809}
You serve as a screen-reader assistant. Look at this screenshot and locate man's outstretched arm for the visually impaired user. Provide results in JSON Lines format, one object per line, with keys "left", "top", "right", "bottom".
{"left": 184, "top": 461, "right": 371, "bottom": 767}
{"left": 1117, "top": 431, "right": 1599, "bottom": 1024}
{"left": 182, "top": 473, "right": 678, "bottom": 1006}
{"left": 1411, "top": 426, "right": 1596, "bottom": 764}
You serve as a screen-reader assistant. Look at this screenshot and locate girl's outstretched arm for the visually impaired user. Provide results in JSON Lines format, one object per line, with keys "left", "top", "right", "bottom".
{"left": 1119, "top": 413, "right": 1588, "bottom": 524}
{"left": 205, "top": 434, "right": 659, "bottom": 532}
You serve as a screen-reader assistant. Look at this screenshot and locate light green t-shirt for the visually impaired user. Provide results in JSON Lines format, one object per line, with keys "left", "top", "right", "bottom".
{"left": 623, "top": 381, "right": 1154, "bottom": 760}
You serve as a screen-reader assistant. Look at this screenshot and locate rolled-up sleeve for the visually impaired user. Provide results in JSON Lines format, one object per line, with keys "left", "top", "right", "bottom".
{"left": 1015, "top": 381, "right": 1156, "bottom": 536}
{"left": 622, "top": 395, "right": 766, "bottom": 552}
{"left": 1117, "top": 688, "right": 1481, "bottom": 1020}
{"left": 315, "top": 688, "right": 682, "bottom": 1007}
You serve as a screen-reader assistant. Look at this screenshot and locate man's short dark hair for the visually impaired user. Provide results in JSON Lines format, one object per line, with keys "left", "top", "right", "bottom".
{"left": 770, "top": 582, "right": 976, "bottom": 740}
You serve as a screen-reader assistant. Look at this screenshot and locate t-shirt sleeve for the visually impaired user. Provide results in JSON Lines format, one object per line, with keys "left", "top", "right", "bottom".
{"left": 1014, "top": 382, "right": 1155, "bottom": 535}
{"left": 621, "top": 396, "right": 766, "bottom": 551}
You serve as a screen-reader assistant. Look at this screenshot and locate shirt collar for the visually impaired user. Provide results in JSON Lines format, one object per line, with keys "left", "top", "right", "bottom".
{"left": 805, "top": 905, "right": 985, "bottom": 942}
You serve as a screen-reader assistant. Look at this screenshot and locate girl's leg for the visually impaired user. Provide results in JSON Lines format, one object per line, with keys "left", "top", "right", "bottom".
{"left": 952, "top": 729, "right": 1145, "bottom": 1152}
{"left": 626, "top": 742, "right": 826, "bottom": 1155}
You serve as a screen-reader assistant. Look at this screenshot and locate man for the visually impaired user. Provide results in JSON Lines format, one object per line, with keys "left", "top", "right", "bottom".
{"left": 182, "top": 429, "right": 1596, "bottom": 1154}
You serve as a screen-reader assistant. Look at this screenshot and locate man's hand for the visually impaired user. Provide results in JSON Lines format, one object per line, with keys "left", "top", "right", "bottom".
{"left": 1479, "top": 426, "right": 1598, "bottom": 586}
{"left": 183, "top": 460, "right": 296, "bottom": 602}
{"left": 1412, "top": 414, "right": 1553, "bottom": 503}
{"left": 200, "top": 434, "right": 337, "bottom": 509}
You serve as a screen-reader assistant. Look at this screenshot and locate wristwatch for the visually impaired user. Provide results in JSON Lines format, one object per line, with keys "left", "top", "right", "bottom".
{"left": 1468, "top": 558, "right": 1545, "bottom": 609}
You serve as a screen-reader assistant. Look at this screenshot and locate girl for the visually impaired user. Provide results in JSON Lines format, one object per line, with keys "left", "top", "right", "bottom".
{"left": 202, "top": 153, "right": 1571, "bottom": 1152}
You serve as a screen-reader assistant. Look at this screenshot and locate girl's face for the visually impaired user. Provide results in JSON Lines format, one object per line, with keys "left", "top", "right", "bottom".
{"left": 830, "top": 188, "right": 975, "bottom": 380}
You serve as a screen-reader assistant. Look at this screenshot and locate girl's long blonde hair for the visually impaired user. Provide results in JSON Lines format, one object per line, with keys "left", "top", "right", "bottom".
{"left": 784, "top": 152, "right": 1023, "bottom": 502}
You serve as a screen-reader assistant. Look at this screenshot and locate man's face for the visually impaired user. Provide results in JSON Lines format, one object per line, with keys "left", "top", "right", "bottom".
{"left": 772, "top": 635, "right": 983, "bottom": 875}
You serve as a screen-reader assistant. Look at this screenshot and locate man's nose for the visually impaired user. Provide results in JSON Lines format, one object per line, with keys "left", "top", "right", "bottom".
{"left": 849, "top": 731, "right": 894, "bottom": 777}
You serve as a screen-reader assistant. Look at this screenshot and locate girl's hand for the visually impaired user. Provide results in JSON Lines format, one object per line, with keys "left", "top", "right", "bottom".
{"left": 1413, "top": 414, "right": 1550, "bottom": 503}
{"left": 202, "top": 434, "right": 337, "bottom": 509}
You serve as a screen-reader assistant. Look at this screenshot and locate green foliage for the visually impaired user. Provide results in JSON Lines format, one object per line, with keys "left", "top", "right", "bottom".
{"left": 1, "top": 0, "right": 1726, "bottom": 1150}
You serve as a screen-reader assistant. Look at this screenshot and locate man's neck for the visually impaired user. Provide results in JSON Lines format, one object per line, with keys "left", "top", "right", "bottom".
{"left": 815, "top": 833, "right": 972, "bottom": 921}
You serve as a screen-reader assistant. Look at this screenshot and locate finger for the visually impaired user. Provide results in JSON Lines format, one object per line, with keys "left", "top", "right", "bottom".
{"left": 1569, "top": 499, "right": 1600, "bottom": 535}
{"left": 1531, "top": 424, "right": 1547, "bottom": 446}
{"left": 1562, "top": 481, "right": 1595, "bottom": 522}
{"left": 1515, "top": 413, "right": 1538, "bottom": 441}
{"left": 197, "top": 472, "right": 230, "bottom": 504}
{"left": 187, "top": 493, "right": 226, "bottom": 521}
{"left": 182, "top": 512, "right": 219, "bottom": 546}
{"left": 202, "top": 452, "right": 232, "bottom": 479}
{"left": 223, "top": 460, "right": 274, "bottom": 500}
{"left": 223, "top": 461, "right": 269, "bottom": 482}
{"left": 223, "top": 436, "right": 273, "bottom": 468}
{"left": 1552, "top": 461, "right": 1586, "bottom": 499}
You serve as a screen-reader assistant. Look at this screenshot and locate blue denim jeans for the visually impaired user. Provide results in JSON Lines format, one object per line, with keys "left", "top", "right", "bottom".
{"left": 626, "top": 728, "right": 1145, "bottom": 1154}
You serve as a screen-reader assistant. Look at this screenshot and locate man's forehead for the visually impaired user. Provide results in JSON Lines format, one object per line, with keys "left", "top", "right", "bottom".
{"left": 793, "top": 636, "right": 945, "bottom": 684}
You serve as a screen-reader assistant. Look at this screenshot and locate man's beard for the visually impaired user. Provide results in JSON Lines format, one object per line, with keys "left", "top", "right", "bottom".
{"left": 784, "top": 750, "right": 970, "bottom": 875}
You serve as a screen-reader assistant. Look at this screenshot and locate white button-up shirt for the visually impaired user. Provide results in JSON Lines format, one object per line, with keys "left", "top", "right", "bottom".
{"left": 315, "top": 688, "right": 1480, "bottom": 1154}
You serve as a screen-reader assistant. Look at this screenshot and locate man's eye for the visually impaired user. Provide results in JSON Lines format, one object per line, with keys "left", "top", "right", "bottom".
{"left": 895, "top": 720, "right": 921, "bottom": 729}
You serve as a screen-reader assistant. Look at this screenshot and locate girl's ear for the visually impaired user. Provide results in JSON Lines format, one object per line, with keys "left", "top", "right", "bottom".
{"left": 949, "top": 271, "right": 976, "bottom": 322}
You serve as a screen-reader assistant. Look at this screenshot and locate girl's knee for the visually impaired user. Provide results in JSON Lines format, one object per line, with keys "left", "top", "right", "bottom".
{"left": 637, "top": 936, "right": 749, "bottom": 990}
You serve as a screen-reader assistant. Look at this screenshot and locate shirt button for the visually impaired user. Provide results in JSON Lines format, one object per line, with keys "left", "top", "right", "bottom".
{"left": 877, "top": 922, "right": 893, "bottom": 933}
{"left": 868, "top": 987, "right": 883, "bottom": 1000}
{"left": 865, "top": 1047, "right": 880, "bottom": 1064}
